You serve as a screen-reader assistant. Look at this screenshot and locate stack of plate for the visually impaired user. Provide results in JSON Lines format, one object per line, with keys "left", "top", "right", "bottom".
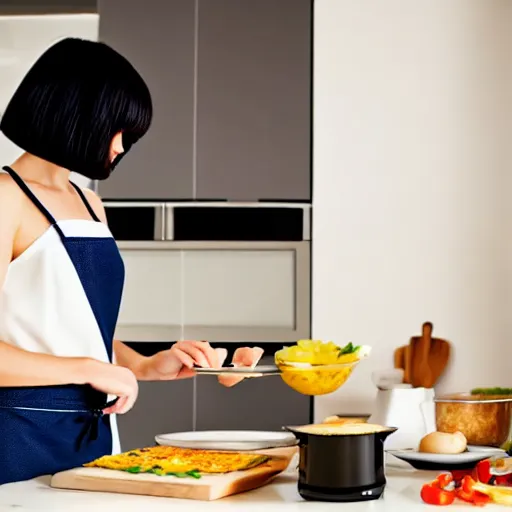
{"left": 155, "top": 430, "right": 297, "bottom": 451}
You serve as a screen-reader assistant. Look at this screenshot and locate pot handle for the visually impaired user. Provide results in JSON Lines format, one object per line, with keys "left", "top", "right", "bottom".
{"left": 377, "top": 428, "right": 398, "bottom": 442}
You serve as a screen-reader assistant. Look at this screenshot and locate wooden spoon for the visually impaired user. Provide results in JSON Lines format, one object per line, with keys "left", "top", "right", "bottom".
{"left": 410, "top": 322, "right": 433, "bottom": 388}
{"left": 394, "top": 346, "right": 405, "bottom": 370}
{"left": 426, "top": 333, "right": 451, "bottom": 388}
{"left": 403, "top": 344, "right": 413, "bottom": 384}
{"left": 395, "top": 322, "right": 451, "bottom": 387}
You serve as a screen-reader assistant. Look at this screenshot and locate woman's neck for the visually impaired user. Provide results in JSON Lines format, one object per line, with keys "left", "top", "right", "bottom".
{"left": 9, "top": 153, "right": 71, "bottom": 190}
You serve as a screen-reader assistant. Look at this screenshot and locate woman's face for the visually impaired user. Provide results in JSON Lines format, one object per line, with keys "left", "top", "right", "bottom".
{"left": 109, "top": 132, "right": 124, "bottom": 163}
{"left": 106, "top": 131, "right": 127, "bottom": 175}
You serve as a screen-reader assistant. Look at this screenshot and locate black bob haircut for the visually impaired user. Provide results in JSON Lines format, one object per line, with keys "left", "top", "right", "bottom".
{"left": 0, "top": 37, "right": 152, "bottom": 180}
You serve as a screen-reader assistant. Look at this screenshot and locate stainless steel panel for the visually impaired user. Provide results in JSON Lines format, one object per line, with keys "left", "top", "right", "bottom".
{"left": 116, "top": 241, "right": 310, "bottom": 342}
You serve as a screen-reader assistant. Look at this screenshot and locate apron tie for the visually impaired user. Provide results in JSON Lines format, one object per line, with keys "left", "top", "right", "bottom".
{"left": 75, "top": 397, "right": 119, "bottom": 451}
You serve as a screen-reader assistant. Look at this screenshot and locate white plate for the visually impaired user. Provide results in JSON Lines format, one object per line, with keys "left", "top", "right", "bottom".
{"left": 155, "top": 430, "right": 298, "bottom": 451}
{"left": 387, "top": 446, "right": 505, "bottom": 470}
{"left": 194, "top": 365, "right": 280, "bottom": 377}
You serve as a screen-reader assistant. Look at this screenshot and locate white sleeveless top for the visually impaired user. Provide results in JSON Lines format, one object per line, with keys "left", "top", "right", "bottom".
{"left": 0, "top": 208, "right": 121, "bottom": 453}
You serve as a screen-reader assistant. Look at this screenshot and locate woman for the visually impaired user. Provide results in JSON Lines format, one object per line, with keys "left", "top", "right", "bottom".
{"left": 0, "top": 38, "right": 262, "bottom": 485}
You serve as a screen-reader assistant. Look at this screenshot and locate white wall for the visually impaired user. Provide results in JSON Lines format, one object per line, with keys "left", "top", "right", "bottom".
{"left": 0, "top": 14, "right": 99, "bottom": 187}
{"left": 313, "top": 0, "right": 512, "bottom": 421}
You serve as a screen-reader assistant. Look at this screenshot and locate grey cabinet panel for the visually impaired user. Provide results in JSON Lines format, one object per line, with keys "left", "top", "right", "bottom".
{"left": 98, "top": 0, "right": 195, "bottom": 199}
{"left": 195, "top": 375, "right": 310, "bottom": 431}
{"left": 196, "top": 0, "right": 312, "bottom": 201}
{"left": 117, "top": 380, "right": 193, "bottom": 450}
{"left": 0, "top": 0, "right": 96, "bottom": 14}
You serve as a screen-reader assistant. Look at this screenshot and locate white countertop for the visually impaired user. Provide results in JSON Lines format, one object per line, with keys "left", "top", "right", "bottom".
{"left": 0, "top": 459, "right": 486, "bottom": 512}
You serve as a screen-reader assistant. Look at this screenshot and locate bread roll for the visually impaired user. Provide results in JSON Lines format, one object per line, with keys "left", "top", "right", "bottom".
{"left": 419, "top": 431, "right": 467, "bottom": 454}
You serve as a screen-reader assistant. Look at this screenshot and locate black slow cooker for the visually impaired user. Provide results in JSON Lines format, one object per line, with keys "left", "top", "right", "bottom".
{"left": 286, "top": 425, "right": 397, "bottom": 502}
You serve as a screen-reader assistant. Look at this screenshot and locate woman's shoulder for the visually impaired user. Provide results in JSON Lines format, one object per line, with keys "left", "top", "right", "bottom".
{"left": 0, "top": 173, "right": 24, "bottom": 213}
{"left": 76, "top": 185, "right": 107, "bottom": 223}
{"left": 0, "top": 173, "right": 23, "bottom": 238}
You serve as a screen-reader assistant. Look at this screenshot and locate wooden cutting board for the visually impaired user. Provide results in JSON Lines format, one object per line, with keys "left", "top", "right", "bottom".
{"left": 50, "top": 447, "right": 296, "bottom": 501}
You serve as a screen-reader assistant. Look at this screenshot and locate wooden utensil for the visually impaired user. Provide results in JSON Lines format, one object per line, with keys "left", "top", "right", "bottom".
{"left": 403, "top": 344, "right": 413, "bottom": 384}
{"left": 426, "top": 333, "right": 451, "bottom": 387}
{"left": 393, "top": 346, "right": 405, "bottom": 370}
{"left": 410, "top": 322, "right": 433, "bottom": 388}
{"left": 51, "top": 447, "right": 296, "bottom": 501}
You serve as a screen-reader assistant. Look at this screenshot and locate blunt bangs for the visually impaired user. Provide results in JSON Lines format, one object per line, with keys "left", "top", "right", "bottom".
{"left": 0, "top": 37, "right": 152, "bottom": 178}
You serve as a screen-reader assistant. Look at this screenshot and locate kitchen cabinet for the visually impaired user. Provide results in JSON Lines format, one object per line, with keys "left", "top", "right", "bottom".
{"left": 195, "top": 0, "right": 312, "bottom": 201}
{"left": 0, "top": 0, "right": 97, "bottom": 14}
{"left": 97, "top": 0, "right": 195, "bottom": 199}
{"left": 117, "top": 380, "right": 194, "bottom": 450}
{"left": 97, "top": 0, "right": 311, "bottom": 201}
{"left": 194, "top": 374, "right": 311, "bottom": 431}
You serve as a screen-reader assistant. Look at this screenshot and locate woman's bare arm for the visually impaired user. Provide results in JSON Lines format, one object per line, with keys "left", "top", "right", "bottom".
{"left": 0, "top": 176, "right": 94, "bottom": 387}
{"left": 113, "top": 340, "right": 148, "bottom": 379}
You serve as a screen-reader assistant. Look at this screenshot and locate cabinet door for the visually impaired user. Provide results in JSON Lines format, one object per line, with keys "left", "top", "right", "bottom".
{"left": 0, "top": 0, "right": 96, "bottom": 14}
{"left": 181, "top": 243, "right": 310, "bottom": 342}
{"left": 116, "top": 245, "right": 182, "bottom": 342}
{"left": 98, "top": 0, "right": 195, "bottom": 199}
{"left": 195, "top": 374, "right": 311, "bottom": 431}
{"left": 196, "top": 0, "right": 312, "bottom": 201}
{"left": 117, "top": 380, "right": 194, "bottom": 450}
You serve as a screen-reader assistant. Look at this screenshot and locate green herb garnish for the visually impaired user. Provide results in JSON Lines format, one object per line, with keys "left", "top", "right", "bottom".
{"left": 338, "top": 342, "right": 360, "bottom": 357}
{"left": 165, "top": 470, "right": 201, "bottom": 479}
{"left": 124, "top": 466, "right": 201, "bottom": 479}
{"left": 471, "top": 387, "right": 512, "bottom": 396}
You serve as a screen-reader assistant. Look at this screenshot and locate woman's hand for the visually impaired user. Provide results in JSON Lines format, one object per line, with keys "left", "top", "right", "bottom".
{"left": 137, "top": 341, "right": 221, "bottom": 381}
{"left": 136, "top": 342, "right": 264, "bottom": 386}
{"left": 217, "top": 347, "right": 264, "bottom": 387}
{"left": 83, "top": 359, "right": 139, "bottom": 414}
{"left": 81, "top": 358, "right": 139, "bottom": 415}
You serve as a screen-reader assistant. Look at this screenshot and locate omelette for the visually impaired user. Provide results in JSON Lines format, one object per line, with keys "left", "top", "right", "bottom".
{"left": 84, "top": 446, "right": 270, "bottom": 479}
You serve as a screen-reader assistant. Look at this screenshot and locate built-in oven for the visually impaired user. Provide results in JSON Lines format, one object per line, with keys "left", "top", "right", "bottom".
{"left": 104, "top": 202, "right": 165, "bottom": 241}
{"left": 104, "top": 202, "right": 311, "bottom": 343}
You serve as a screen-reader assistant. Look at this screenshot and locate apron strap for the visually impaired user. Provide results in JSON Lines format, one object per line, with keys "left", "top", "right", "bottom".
{"left": 2, "top": 165, "right": 65, "bottom": 239}
{"left": 70, "top": 182, "right": 101, "bottom": 223}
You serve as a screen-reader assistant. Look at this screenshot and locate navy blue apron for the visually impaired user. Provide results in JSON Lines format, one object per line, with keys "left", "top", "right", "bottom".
{"left": 0, "top": 166, "right": 125, "bottom": 485}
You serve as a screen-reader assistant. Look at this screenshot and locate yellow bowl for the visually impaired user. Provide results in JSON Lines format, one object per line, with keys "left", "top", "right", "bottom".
{"left": 276, "top": 361, "right": 359, "bottom": 396}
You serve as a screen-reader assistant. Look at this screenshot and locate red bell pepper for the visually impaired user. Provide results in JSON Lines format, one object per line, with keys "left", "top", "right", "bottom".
{"left": 420, "top": 473, "right": 456, "bottom": 506}
{"left": 457, "top": 476, "right": 490, "bottom": 507}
